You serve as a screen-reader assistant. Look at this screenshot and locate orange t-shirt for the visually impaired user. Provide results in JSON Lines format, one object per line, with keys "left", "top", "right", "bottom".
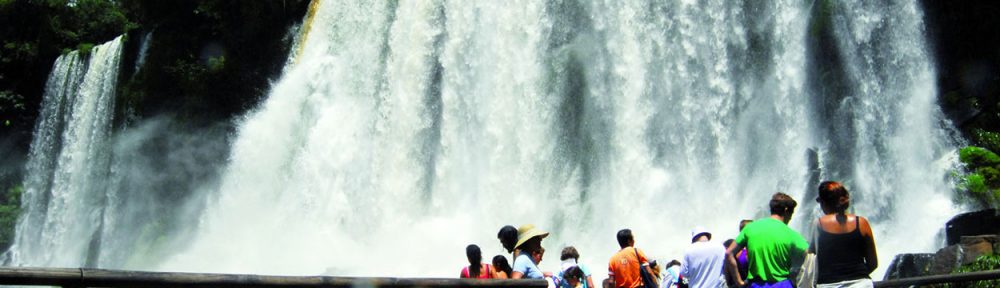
{"left": 608, "top": 247, "right": 648, "bottom": 288}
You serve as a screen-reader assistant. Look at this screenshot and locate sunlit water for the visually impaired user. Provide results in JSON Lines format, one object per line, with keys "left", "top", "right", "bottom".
{"left": 10, "top": 1, "right": 961, "bottom": 280}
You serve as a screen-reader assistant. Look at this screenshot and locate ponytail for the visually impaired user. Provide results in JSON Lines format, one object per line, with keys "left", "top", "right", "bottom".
{"left": 466, "top": 244, "right": 483, "bottom": 278}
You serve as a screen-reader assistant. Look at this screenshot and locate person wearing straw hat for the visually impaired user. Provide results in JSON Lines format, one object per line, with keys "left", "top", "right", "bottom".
{"left": 682, "top": 226, "right": 726, "bottom": 288}
{"left": 511, "top": 224, "right": 551, "bottom": 279}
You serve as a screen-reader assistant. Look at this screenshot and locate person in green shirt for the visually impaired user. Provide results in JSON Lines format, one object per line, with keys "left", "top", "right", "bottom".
{"left": 725, "top": 192, "right": 809, "bottom": 288}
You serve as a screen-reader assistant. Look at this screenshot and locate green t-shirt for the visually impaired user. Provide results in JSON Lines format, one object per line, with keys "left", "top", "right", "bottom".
{"left": 734, "top": 217, "right": 809, "bottom": 282}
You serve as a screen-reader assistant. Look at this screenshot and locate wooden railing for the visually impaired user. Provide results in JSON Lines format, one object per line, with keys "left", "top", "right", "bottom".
{"left": 874, "top": 269, "right": 1000, "bottom": 288}
{"left": 1, "top": 266, "right": 998, "bottom": 287}
{"left": 0, "top": 267, "right": 548, "bottom": 287}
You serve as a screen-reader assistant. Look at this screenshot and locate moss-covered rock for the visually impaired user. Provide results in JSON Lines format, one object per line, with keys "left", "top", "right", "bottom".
{"left": 958, "top": 147, "right": 1000, "bottom": 209}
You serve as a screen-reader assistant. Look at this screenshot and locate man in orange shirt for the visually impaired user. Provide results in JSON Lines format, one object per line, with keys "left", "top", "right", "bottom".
{"left": 608, "top": 229, "right": 655, "bottom": 288}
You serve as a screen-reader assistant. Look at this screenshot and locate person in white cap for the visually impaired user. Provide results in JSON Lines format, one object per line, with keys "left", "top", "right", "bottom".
{"left": 511, "top": 224, "right": 552, "bottom": 279}
{"left": 682, "top": 226, "right": 726, "bottom": 288}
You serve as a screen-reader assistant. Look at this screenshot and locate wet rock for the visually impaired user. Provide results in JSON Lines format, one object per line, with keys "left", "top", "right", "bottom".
{"left": 884, "top": 253, "right": 935, "bottom": 280}
{"left": 945, "top": 209, "right": 1000, "bottom": 246}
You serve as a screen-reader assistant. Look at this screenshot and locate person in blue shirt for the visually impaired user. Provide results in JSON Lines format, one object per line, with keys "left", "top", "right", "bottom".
{"left": 512, "top": 224, "right": 551, "bottom": 279}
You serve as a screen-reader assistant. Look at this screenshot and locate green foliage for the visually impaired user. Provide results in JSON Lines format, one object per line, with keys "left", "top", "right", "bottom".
{"left": 1, "top": 41, "right": 38, "bottom": 63}
{"left": 961, "top": 147, "right": 1000, "bottom": 169}
{"left": 207, "top": 55, "right": 225, "bottom": 72}
{"left": 973, "top": 129, "right": 1000, "bottom": 154}
{"left": 965, "top": 173, "right": 988, "bottom": 195}
{"left": 948, "top": 253, "right": 1000, "bottom": 288}
{"left": 0, "top": 90, "right": 25, "bottom": 127}
{"left": 76, "top": 42, "right": 94, "bottom": 56}
{"left": 0, "top": 185, "right": 22, "bottom": 250}
{"left": 958, "top": 146, "right": 1000, "bottom": 209}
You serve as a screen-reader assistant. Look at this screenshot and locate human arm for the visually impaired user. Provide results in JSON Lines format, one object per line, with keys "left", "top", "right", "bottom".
{"left": 608, "top": 263, "right": 616, "bottom": 288}
{"left": 859, "top": 216, "right": 878, "bottom": 273}
{"left": 726, "top": 240, "right": 746, "bottom": 287}
{"left": 586, "top": 275, "right": 595, "bottom": 288}
{"left": 512, "top": 271, "right": 524, "bottom": 279}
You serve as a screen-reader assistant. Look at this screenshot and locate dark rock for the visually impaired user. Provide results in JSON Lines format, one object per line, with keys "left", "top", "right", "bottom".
{"left": 930, "top": 245, "right": 963, "bottom": 275}
{"left": 945, "top": 209, "right": 1000, "bottom": 246}
{"left": 884, "top": 253, "right": 936, "bottom": 280}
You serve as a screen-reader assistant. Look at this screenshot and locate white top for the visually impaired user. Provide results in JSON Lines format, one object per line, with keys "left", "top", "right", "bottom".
{"left": 681, "top": 240, "right": 727, "bottom": 288}
{"left": 662, "top": 265, "right": 681, "bottom": 288}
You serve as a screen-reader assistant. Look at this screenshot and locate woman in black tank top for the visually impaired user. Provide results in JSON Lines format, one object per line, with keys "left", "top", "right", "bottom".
{"left": 813, "top": 181, "right": 878, "bottom": 288}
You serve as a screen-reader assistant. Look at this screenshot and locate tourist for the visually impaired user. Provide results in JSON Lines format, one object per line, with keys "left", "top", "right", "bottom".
{"left": 561, "top": 246, "right": 597, "bottom": 288}
{"left": 560, "top": 266, "right": 587, "bottom": 288}
{"left": 814, "top": 181, "right": 878, "bottom": 288}
{"left": 608, "top": 228, "right": 656, "bottom": 288}
{"left": 661, "top": 260, "right": 682, "bottom": 288}
{"left": 494, "top": 255, "right": 513, "bottom": 279}
{"left": 649, "top": 260, "right": 662, "bottom": 284}
{"left": 499, "top": 225, "right": 519, "bottom": 254}
{"left": 511, "top": 224, "right": 551, "bottom": 279}
{"left": 461, "top": 244, "right": 496, "bottom": 278}
{"left": 725, "top": 193, "right": 809, "bottom": 288}
{"left": 682, "top": 227, "right": 726, "bottom": 288}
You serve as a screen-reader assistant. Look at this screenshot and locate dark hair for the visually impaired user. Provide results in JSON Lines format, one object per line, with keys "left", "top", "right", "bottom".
{"left": 493, "top": 255, "right": 513, "bottom": 277}
{"left": 723, "top": 239, "right": 734, "bottom": 249}
{"left": 739, "top": 219, "right": 753, "bottom": 231}
{"left": 818, "top": 181, "right": 850, "bottom": 213}
{"left": 498, "top": 225, "right": 518, "bottom": 253}
{"left": 769, "top": 192, "right": 797, "bottom": 216}
{"left": 617, "top": 229, "right": 633, "bottom": 248}
{"left": 466, "top": 244, "right": 483, "bottom": 278}
{"left": 561, "top": 246, "right": 580, "bottom": 261}
{"left": 667, "top": 259, "right": 681, "bottom": 268}
{"left": 563, "top": 265, "right": 585, "bottom": 281}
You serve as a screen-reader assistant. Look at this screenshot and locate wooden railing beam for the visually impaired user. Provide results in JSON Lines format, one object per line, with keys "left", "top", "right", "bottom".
{"left": 0, "top": 267, "right": 548, "bottom": 288}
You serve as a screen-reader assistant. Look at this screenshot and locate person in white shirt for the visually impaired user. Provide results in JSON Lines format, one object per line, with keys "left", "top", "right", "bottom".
{"left": 682, "top": 227, "right": 726, "bottom": 288}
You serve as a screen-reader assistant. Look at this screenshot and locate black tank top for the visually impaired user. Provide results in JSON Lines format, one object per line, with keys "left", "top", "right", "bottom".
{"left": 816, "top": 218, "right": 871, "bottom": 284}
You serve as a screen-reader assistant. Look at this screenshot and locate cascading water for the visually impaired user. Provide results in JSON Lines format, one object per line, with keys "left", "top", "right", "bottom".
{"left": 8, "top": 0, "right": 963, "bottom": 280}
{"left": 158, "top": 0, "right": 960, "bottom": 279}
{"left": 7, "top": 35, "right": 124, "bottom": 268}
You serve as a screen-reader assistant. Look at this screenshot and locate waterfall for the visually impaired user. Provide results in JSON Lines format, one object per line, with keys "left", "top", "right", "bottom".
{"left": 7, "top": 35, "right": 124, "bottom": 267}
{"left": 156, "top": 0, "right": 959, "bottom": 279}
{"left": 8, "top": 0, "right": 962, "bottom": 280}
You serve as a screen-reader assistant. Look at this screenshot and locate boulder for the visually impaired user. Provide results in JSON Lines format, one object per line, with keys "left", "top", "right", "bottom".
{"left": 959, "top": 235, "right": 998, "bottom": 264}
{"left": 945, "top": 209, "right": 1000, "bottom": 245}
{"left": 926, "top": 234, "right": 998, "bottom": 276}
{"left": 883, "top": 253, "right": 935, "bottom": 280}
{"left": 929, "top": 245, "right": 963, "bottom": 275}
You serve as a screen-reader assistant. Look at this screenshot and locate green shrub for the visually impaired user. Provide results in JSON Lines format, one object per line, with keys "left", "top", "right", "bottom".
{"left": 77, "top": 42, "right": 94, "bottom": 56}
{"left": 957, "top": 146, "right": 1000, "bottom": 209}
{"left": 966, "top": 173, "right": 988, "bottom": 195}
{"left": 948, "top": 253, "right": 1000, "bottom": 288}
{"left": 960, "top": 147, "right": 1000, "bottom": 168}
{"left": 0, "top": 185, "right": 22, "bottom": 250}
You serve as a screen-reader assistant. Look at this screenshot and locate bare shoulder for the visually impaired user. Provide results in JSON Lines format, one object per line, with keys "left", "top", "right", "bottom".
{"left": 857, "top": 215, "right": 875, "bottom": 237}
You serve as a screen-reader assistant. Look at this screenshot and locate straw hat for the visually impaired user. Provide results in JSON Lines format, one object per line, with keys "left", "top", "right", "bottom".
{"left": 515, "top": 224, "right": 549, "bottom": 249}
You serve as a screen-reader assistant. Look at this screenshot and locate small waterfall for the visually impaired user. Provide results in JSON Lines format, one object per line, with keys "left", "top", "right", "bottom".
{"left": 133, "top": 32, "right": 153, "bottom": 75}
{"left": 7, "top": 36, "right": 124, "bottom": 268}
{"left": 820, "top": 2, "right": 960, "bottom": 277}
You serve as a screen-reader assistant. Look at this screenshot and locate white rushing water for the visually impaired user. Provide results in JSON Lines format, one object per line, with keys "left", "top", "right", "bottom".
{"left": 10, "top": 0, "right": 962, "bottom": 281}
{"left": 158, "top": 0, "right": 960, "bottom": 278}
{"left": 7, "top": 35, "right": 124, "bottom": 267}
